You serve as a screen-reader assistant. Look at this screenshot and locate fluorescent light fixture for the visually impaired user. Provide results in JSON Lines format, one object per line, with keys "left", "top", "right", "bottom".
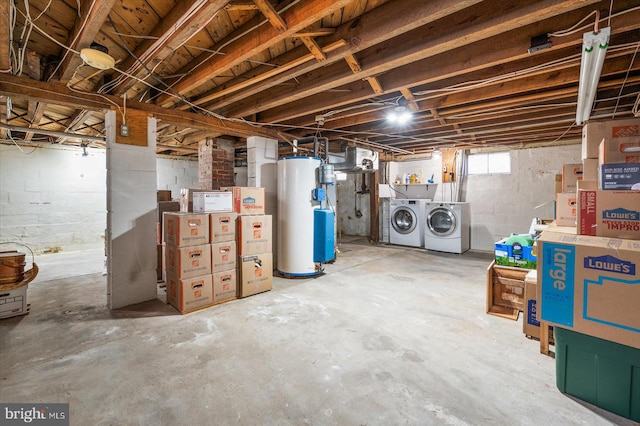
{"left": 576, "top": 27, "right": 610, "bottom": 125}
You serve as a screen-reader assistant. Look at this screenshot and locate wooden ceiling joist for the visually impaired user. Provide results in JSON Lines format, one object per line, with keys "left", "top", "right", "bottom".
{"left": 0, "top": 1, "right": 10, "bottom": 73}
{"left": 113, "top": 0, "right": 232, "bottom": 96}
{"left": 59, "top": 0, "right": 117, "bottom": 82}
{"left": 0, "top": 74, "right": 291, "bottom": 141}
{"left": 226, "top": 0, "right": 601, "bottom": 121}
{"left": 207, "top": 0, "right": 483, "bottom": 114}
{"left": 157, "top": 0, "right": 351, "bottom": 105}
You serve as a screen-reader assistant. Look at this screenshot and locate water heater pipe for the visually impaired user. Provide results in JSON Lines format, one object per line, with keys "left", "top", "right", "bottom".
{"left": 294, "top": 136, "right": 329, "bottom": 160}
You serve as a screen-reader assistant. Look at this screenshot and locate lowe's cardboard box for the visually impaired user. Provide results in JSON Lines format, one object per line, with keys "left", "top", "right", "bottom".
{"left": 213, "top": 269, "right": 237, "bottom": 303}
{"left": 164, "top": 212, "right": 209, "bottom": 247}
{"left": 210, "top": 212, "right": 237, "bottom": 243}
{"left": 537, "top": 230, "right": 640, "bottom": 349}
{"left": 165, "top": 243, "right": 212, "bottom": 279}
{"left": 523, "top": 270, "right": 553, "bottom": 341}
{"left": 166, "top": 273, "right": 213, "bottom": 314}
{"left": 582, "top": 118, "right": 640, "bottom": 160}
{"left": 577, "top": 190, "right": 640, "bottom": 240}
{"left": 211, "top": 241, "right": 236, "bottom": 272}
{"left": 221, "top": 186, "right": 266, "bottom": 215}
{"left": 238, "top": 253, "right": 273, "bottom": 298}
{"left": 237, "top": 215, "right": 272, "bottom": 255}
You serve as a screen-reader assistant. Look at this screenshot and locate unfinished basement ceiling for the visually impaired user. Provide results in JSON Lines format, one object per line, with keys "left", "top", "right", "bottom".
{"left": 1, "top": 0, "right": 639, "bottom": 157}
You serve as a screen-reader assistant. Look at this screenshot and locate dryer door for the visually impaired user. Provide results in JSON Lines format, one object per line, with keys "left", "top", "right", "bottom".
{"left": 392, "top": 207, "right": 417, "bottom": 234}
{"left": 427, "top": 207, "right": 457, "bottom": 237}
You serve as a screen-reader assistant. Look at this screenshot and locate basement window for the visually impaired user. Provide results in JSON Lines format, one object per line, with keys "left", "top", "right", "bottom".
{"left": 468, "top": 152, "right": 511, "bottom": 175}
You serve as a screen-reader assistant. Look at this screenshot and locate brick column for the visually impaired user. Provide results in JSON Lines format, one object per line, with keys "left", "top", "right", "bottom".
{"left": 198, "top": 137, "right": 236, "bottom": 189}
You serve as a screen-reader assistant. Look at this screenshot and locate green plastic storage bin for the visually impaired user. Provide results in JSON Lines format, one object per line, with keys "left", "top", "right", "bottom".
{"left": 555, "top": 327, "right": 640, "bottom": 422}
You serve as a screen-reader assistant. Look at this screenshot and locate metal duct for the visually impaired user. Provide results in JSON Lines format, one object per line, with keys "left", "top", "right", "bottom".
{"left": 331, "top": 146, "right": 379, "bottom": 173}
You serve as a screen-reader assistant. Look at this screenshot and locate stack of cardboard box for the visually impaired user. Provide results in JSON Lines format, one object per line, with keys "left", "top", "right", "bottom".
{"left": 576, "top": 118, "right": 640, "bottom": 240}
{"left": 163, "top": 212, "right": 214, "bottom": 314}
{"left": 156, "top": 190, "right": 179, "bottom": 281}
{"left": 555, "top": 163, "right": 582, "bottom": 226}
{"left": 222, "top": 187, "right": 273, "bottom": 298}
{"left": 536, "top": 118, "right": 640, "bottom": 421}
{"left": 209, "top": 212, "right": 238, "bottom": 305}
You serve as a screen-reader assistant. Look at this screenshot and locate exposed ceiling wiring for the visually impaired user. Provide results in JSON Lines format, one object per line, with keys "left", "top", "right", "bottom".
{"left": 46, "top": 0, "right": 97, "bottom": 82}
{"left": 412, "top": 42, "right": 640, "bottom": 98}
{"left": 6, "top": 0, "right": 640, "bottom": 155}
{"left": 548, "top": 5, "right": 640, "bottom": 38}
{"left": 612, "top": 40, "right": 640, "bottom": 118}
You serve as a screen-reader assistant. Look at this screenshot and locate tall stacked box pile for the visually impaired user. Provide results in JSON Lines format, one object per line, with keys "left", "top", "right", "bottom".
{"left": 540, "top": 118, "right": 640, "bottom": 421}
{"left": 156, "top": 191, "right": 180, "bottom": 281}
{"left": 210, "top": 212, "right": 238, "bottom": 304}
{"left": 163, "top": 212, "right": 213, "bottom": 313}
{"left": 223, "top": 187, "right": 273, "bottom": 298}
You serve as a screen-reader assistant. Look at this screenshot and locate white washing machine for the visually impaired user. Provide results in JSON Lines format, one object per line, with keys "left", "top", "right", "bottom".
{"left": 389, "top": 199, "right": 426, "bottom": 247}
{"left": 424, "top": 202, "right": 470, "bottom": 253}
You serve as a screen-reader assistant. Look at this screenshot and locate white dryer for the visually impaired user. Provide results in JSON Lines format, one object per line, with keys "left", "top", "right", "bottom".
{"left": 424, "top": 202, "right": 470, "bottom": 254}
{"left": 389, "top": 199, "right": 425, "bottom": 247}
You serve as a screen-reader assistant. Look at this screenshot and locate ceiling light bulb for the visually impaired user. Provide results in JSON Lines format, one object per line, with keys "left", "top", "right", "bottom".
{"left": 397, "top": 111, "right": 412, "bottom": 124}
{"left": 80, "top": 48, "right": 115, "bottom": 70}
{"left": 387, "top": 112, "right": 398, "bottom": 122}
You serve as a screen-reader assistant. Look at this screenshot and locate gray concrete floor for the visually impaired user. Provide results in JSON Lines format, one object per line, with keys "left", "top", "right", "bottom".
{"left": 0, "top": 238, "right": 633, "bottom": 425}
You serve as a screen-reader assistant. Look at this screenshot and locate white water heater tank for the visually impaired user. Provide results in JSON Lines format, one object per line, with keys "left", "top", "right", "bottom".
{"left": 277, "top": 156, "right": 322, "bottom": 276}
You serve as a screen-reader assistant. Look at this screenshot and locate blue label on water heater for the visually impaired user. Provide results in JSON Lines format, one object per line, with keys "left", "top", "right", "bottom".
{"left": 312, "top": 188, "right": 326, "bottom": 201}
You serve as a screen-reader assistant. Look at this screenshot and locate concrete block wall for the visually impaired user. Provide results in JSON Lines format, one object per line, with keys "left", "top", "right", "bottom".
{"left": 337, "top": 174, "right": 370, "bottom": 236}
{"left": 0, "top": 144, "right": 200, "bottom": 255}
{"left": 246, "top": 136, "right": 278, "bottom": 256}
{"left": 105, "top": 110, "right": 157, "bottom": 309}
{"left": 466, "top": 144, "right": 581, "bottom": 250}
{"left": 156, "top": 156, "right": 199, "bottom": 200}
{"left": 0, "top": 144, "right": 107, "bottom": 254}
{"left": 338, "top": 144, "right": 581, "bottom": 250}
{"left": 198, "top": 138, "right": 235, "bottom": 189}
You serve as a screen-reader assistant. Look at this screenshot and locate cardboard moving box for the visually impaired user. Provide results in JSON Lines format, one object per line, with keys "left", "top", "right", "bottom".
{"left": 599, "top": 136, "right": 640, "bottom": 165}
{"left": 555, "top": 192, "right": 577, "bottom": 227}
{"left": 179, "top": 188, "right": 209, "bottom": 212}
{"left": 165, "top": 243, "right": 212, "bottom": 279}
{"left": 582, "top": 118, "right": 640, "bottom": 160}
{"left": 599, "top": 162, "right": 640, "bottom": 190}
{"left": 538, "top": 230, "right": 640, "bottom": 349}
{"left": 164, "top": 212, "right": 209, "bottom": 247}
{"left": 562, "top": 163, "right": 583, "bottom": 192}
{"left": 213, "top": 270, "right": 237, "bottom": 303}
{"left": 577, "top": 189, "right": 640, "bottom": 240}
{"left": 157, "top": 201, "right": 180, "bottom": 243}
{"left": 157, "top": 190, "right": 172, "bottom": 202}
{"left": 211, "top": 241, "right": 236, "bottom": 272}
{"left": 192, "top": 191, "right": 233, "bottom": 213}
{"left": 238, "top": 253, "right": 273, "bottom": 298}
{"left": 166, "top": 273, "right": 213, "bottom": 314}
{"left": 582, "top": 158, "right": 599, "bottom": 182}
{"left": 523, "top": 270, "right": 554, "bottom": 342}
{"left": 221, "top": 186, "right": 266, "bottom": 215}
{"left": 210, "top": 212, "right": 237, "bottom": 243}
{"left": 237, "top": 215, "right": 272, "bottom": 255}
{"left": 0, "top": 285, "right": 28, "bottom": 319}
